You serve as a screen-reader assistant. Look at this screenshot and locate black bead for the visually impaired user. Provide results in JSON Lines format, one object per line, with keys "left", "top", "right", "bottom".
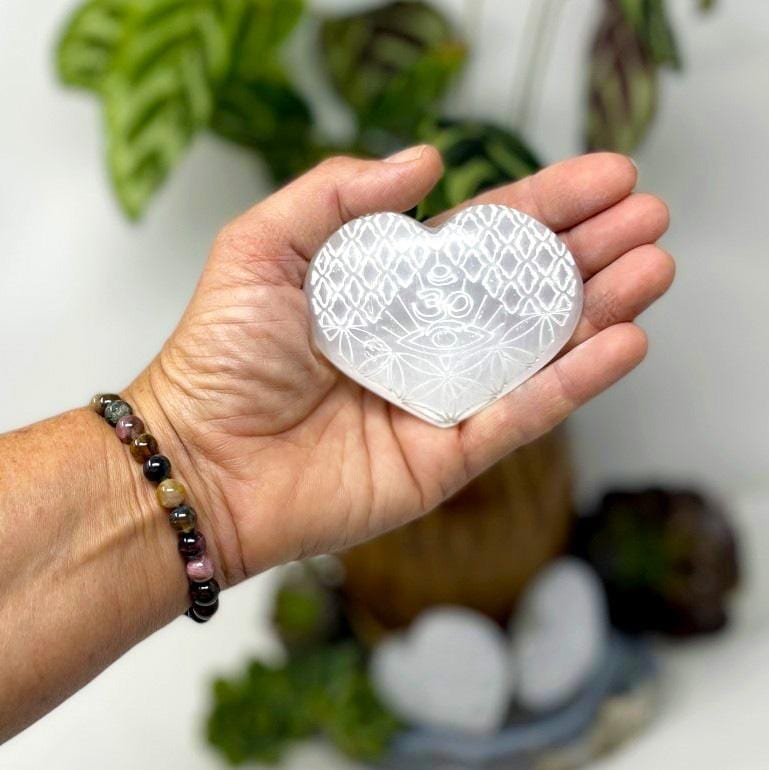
{"left": 143, "top": 454, "right": 171, "bottom": 483}
{"left": 178, "top": 530, "right": 205, "bottom": 560}
{"left": 186, "top": 606, "right": 207, "bottom": 623}
{"left": 190, "top": 578, "right": 220, "bottom": 607}
{"left": 186, "top": 599, "right": 219, "bottom": 622}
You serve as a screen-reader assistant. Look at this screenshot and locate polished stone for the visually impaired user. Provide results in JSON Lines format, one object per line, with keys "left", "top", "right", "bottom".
{"left": 305, "top": 206, "right": 583, "bottom": 428}
{"left": 115, "top": 414, "right": 144, "bottom": 444}
{"left": 157, "top": 478, "right": 185, "bottom": 508}
{"left": 130, "top": 433, "right": 158, "bottom": 463}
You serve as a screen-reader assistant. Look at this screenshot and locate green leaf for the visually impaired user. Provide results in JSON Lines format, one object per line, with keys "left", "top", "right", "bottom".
{"left": 207, "top": 643, "right": 398, "bottom": 765}
{"left": 103, "top": 0, "right": 234, "bottom": 219}
{"left": 224, "top": 0, "right": 304, "bottom": 81}
{"left": 586, "top": 2, "right": 659, "bottom": 154}
{"left": 321, "top": 1, "right": 466, "bottom": 141}
{"left": 56, "top": 0, "right": 132, "bottom": 91}
{"left": 211, "top": 0, "right": 314, "bottom": 181}
{"left": 615, "top": 0, "right": 681, "bottom": 69}
{"left": 415, "top": 120, "right": 542, "bottom": 221}
{"left": 212, "top": 71, "right": 318, "bottom": 181}
{"left": 269, "top": 562, "right": 342, "bottom": 651}
{"left": 73, "top": 0, "right": 305, "bottom": 218}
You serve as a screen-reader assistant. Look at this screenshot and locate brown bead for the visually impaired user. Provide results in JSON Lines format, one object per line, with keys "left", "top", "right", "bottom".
{"left": 169, "top": 505, "right": 197, "bottom": 533}
{"left": 157, "top": 478, "right": 186, "bottom": 509}
{"left": 90, "top": 393, "right": 121, "bottom": 416}
{"left": 130, "top": 433, "right": 158, "bottom": 463}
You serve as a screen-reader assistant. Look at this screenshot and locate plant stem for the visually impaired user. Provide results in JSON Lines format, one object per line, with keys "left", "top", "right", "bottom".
{"left": 511, "top": 0, "right": 567, "bottom": 132}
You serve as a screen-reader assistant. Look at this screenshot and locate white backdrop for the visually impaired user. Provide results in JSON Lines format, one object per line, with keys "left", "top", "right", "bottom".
{"left": 2, "top": 0, "right": 769, "bottom": 768}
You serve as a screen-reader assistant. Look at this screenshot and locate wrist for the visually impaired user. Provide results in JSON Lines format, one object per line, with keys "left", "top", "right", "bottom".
{"left": 123, "top": 359, "right": 245, "bottom": 588}
{"left": 88, "top": 406, "right": 190, "bottom": 628}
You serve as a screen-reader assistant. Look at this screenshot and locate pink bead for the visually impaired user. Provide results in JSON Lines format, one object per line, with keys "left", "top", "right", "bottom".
{"left": 115, "top": 414, "right": 145, "bottom": 443}
{"left": 187, "top": 555, "right": 215, "bottom": 582}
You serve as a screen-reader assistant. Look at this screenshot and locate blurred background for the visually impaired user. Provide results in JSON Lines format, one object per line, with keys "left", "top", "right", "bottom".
{"left": 1, "top": 0, "right": 769, "bottom": 768}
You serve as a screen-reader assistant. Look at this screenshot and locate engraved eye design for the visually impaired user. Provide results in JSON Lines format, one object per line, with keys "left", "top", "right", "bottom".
{"left": 426, "top": 262, "right": 458, "bottom": 286}
{"left": 400, "top": 321, "right": 492, "bottom": 353}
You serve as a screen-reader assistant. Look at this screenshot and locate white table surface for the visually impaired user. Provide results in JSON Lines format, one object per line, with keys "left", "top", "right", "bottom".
{"left": 2, "top": 487, "right": 767, "bottom": 770}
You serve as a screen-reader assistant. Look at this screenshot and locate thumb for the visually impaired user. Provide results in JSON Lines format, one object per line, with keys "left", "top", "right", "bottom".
{"left": 223, "top": 146, "right": 444, "bottom": 263}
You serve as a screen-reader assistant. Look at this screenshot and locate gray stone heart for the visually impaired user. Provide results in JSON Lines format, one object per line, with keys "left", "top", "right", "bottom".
{"left": 305, "top": 205, "right": 583, "bottom": 428}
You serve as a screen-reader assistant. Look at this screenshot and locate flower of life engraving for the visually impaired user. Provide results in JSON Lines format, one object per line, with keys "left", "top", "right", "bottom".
{"left": 305, "top": 205, "right": 583, "bottom": 428}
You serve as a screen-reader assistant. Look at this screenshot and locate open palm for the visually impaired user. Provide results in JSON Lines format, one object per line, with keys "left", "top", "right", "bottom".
{"left": 127, "top": 147, "right": 672, "bottom": 585}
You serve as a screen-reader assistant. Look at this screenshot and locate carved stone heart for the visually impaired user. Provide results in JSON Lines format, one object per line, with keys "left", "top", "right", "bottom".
{"left": 305, "top": 205, "right": 583, "bottom": 428}
{"left": 370, "top": 607, "right": 514, "bottom": 735}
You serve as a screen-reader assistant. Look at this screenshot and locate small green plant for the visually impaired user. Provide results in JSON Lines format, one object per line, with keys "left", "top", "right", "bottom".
{"left": 56, "top": 0, "right": 715, "bottom": 222}
{"left": 207, "top": 642, "right": 400, "bottom": 764}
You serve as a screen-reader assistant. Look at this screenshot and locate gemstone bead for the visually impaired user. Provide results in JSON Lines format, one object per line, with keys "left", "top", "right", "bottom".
{"left": 169, "top": 505, "right": 197, "bottom": 533}
{"left": 90, "top": 393, "right": 121, "bottom": 416}
{"left": 186, "top": 555, "right": 215, "bottom": 582}
{"left": 115, "top": 414, "right": 145, "bottom": 444}
{"left": 178, "top": 530, "right": 205, "bottom": 559}
{"left": 157, "top": 478, "right": 185, "bottom": 508}
{"left": 130, "top": 433, "right": 158, "bottom": 463}
{"left": 104, "top": 400, "right": 132, "bottom": 426}
{"left": 143, "top": 454, "right": 171, "bottom": 483}
{"left": 186, "top": 600, "right": 218, "bottom": 622}
{"left": 189, "top": 578, "right": 220, "bottom": 607}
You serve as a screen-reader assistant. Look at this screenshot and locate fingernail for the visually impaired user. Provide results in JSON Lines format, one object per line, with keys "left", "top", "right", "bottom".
{"left": 630, "top": 157, "right": 639, "bottom": 172}
{"left": 384, "top": 145, "right": 427, "bottom": 164}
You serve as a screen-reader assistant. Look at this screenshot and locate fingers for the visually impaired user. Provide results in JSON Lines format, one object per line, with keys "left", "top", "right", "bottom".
{"left": 459, "top": 323, "right": 648, "bottom": 476}
{"left": 223, "top": 146, "right": 444, "bottom": 265}
{"left": 428, "top": 153, "right": 638, "bottom": 233}
{"left": 562, "top": 193, "right": 670, "bottom": 279}
{"left": 564, "top": 245, "right": 675, "bottom": 352}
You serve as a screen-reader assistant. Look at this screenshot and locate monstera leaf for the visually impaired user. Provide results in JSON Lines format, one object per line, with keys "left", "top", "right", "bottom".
{"left": 56, "top": 0, "right": 306, "bottom": 219}
{"left": 615, "top": 0, "right": 681, "bottom": 69}
{"left": 586, "top": 2, "right": 658, "bottom": 154}
{"left": 321, "top": 1, "right": 466, "bottom": 143}
{"left": 416, "top": 120, "right": 542, "bottom": 221}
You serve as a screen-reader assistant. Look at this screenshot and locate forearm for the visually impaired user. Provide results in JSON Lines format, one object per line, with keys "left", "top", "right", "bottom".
{"left": 0, "top": 406, "right": 189, "bottom": 741}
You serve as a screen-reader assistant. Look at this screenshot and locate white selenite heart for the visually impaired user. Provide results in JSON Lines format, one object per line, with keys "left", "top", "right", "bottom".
{"left": 510, "top": 558, "right": 609, "bottom": 713}
{"left": 305, "top": 204, "right": 583, "bottom": 428}
{"left": 370, "top": 607, "right": 514, "bottom": 735}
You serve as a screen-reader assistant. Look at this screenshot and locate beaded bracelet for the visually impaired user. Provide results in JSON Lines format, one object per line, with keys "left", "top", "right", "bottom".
{"left": 90, "top": 393, "right": 220, "bottom": 623}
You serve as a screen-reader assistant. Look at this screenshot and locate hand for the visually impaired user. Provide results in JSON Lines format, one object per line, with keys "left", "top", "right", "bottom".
{"left": 127, "top": 146, "right": 673, "bottom": 586}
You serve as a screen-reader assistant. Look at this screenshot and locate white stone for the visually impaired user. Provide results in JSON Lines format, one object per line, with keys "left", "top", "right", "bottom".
{"left": 305, "top": 206, "right": 583, "bottom": 428}
{"left": 511, "top": 557, "right": 609, "bottom": 713}
{"left": 370, "top": 606, "right": 514, "bottom": 735}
